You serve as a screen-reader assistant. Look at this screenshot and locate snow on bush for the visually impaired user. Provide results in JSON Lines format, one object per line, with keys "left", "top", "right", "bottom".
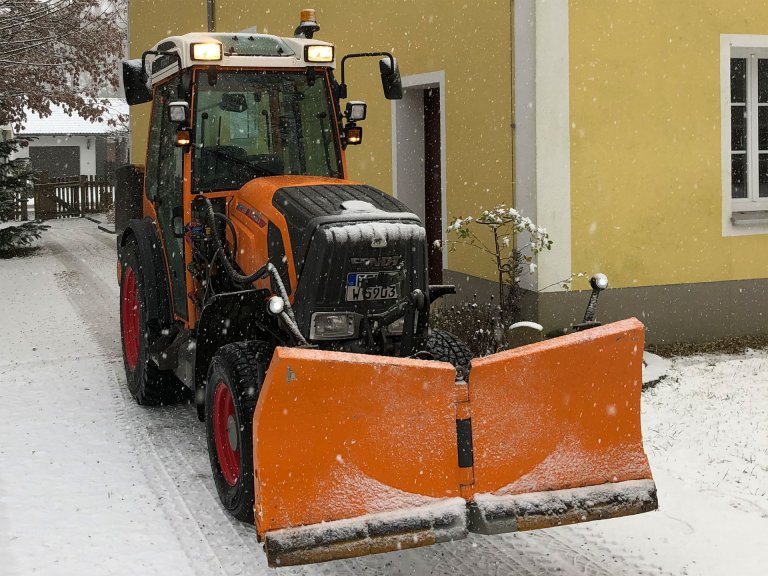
{"left": 433, "top": 205, "right": 578, "bottom": 355}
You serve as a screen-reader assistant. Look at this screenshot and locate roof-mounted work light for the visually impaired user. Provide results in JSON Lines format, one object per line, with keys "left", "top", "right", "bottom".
{"left": 191, "top": 42, "right": 223, "bottom": 61}
{"left": 305, "top": 45, "right": 334, "bottom": 63}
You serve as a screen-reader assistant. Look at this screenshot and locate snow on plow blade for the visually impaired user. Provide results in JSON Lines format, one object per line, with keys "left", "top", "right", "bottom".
{"left": 252, "top": 348, "right": 467, "bottom": 567}
{"left": 466, "top": 317, "right": 658, "bottom": 534}
{"left": 250, "top": 318, "right": 657, "bottom": 566}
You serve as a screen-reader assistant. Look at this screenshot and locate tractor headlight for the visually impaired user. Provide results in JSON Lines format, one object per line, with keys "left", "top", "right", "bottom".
{"left": 305, "top": 45, "right": 334, "bottom": 63}
{"left": 191, "top": 42, "right": 223, "bottom": 61}
{"left": 384, "top": 317, "right": 405, "bottom": 336}
{"left": 310, "top": 312, "right": 357, "bottom": 340}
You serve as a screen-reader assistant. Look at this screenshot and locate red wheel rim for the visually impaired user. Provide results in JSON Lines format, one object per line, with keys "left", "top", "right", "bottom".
{"left": 213, "top": 381, "right": 240, "bottom": 486}
{"left": 121, "top": 266, "right": 140, "bottom": 370}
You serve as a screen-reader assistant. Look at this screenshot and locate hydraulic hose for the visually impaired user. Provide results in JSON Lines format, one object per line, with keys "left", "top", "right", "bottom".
{"left": 264, "top": 262, "right": 298, "bottom": 325}
{"left": 199, "top": 195, "right": 268, "bottom": 285}
{"left": 197, "top": 196, "right": 306, "bottom": 345}
{"left": 212, "top": 211, "right": 237, "bottom": 263}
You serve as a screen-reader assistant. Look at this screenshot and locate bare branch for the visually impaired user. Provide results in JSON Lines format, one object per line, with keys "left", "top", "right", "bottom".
{"left": 0, "top": 0, "right": 126, "bottom": 127}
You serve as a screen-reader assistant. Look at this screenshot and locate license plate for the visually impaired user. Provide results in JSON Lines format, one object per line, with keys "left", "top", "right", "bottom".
{"left": 346, "top": 272, "right": 399, "bottom": 301}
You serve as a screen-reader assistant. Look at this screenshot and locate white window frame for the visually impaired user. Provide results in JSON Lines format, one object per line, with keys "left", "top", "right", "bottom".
{"left": 721, "top": 35, "right": 768, "bottom": 236}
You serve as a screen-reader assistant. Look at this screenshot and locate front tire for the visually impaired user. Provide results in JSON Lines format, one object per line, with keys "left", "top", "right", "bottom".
{"left": 206, "top": 341, "right": 272, "bottom": 522}
{"left": 425, "top": 329, "right": 473, "bottom": 381}
{"left": 119, "top": 239, "right": 178, "bottom": 405}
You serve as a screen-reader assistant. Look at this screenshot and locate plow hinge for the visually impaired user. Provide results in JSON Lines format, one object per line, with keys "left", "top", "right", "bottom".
{"left": 454, "top": 381, "right": 475, "bottom": 496}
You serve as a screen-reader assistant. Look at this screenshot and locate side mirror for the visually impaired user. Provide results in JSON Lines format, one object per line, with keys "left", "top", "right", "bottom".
{"left": 168, "top": 100, "right": 189, "bottom": 123}
{"left": 379, "top": 56, "right": 403, "bottom": 100}
{"left": 121, "top": 59, "right": 151, "bottom": 105}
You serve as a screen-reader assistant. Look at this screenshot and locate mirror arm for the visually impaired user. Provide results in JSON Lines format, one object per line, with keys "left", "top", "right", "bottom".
{"left": 339, "top": 51, "right": 396, "bottom": 99}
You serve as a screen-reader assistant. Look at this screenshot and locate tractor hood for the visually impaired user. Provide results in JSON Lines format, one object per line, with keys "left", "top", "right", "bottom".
{"left": 235, "top": 176, "right": 422, "bottom": 272}
{"left": 231, "top": 176, "right": 427, "bottom": 338}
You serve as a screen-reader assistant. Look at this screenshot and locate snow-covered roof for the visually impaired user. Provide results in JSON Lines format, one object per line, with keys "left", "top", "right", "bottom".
{"left": 19, "top": 99, "right": 128, "bottom": 135}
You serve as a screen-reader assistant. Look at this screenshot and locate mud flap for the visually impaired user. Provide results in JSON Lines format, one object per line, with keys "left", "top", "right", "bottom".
{"left": 252, "top": 348, "right": 467, "bottom": 567}
{"left": 466, "top": 317, "right": 658, "bottom": 533}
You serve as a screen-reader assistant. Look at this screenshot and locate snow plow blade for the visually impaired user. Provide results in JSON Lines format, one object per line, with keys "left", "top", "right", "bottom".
{"left": 465, "top": 317, "right": 658, "bottom": 534}
{"left": 252, "top": 348, "right": 467, "bottom": 567}
{"left": 250, "top": 318, "right": 656, "bottom": 566}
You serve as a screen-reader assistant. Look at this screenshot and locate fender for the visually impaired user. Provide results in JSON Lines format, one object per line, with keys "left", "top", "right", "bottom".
{"left": 193, "top": 288, "right": 277, "bottom": 388}
{"left": 118, "top": 218, "right": 172, "bottom": 337}
{"left": 191, "top": 288, "right": 278, "bottom": 420}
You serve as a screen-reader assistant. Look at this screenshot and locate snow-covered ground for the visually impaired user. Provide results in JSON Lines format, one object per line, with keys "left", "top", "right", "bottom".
{"left": 1, "top": 218, "right": 766, "bottom": 575}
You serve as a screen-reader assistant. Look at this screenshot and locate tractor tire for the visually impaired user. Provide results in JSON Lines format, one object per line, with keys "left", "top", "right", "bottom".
{"left": 205, "top": 341, "right": 273, "bottom": 522}
{"left": 425, "top": 329, "right": 473, "bottom": 381}
{"left": 119, "top": 238, "right": 180, "bottom": 405}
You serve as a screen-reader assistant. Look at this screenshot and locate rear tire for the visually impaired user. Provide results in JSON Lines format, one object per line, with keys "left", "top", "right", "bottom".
{"left": 425, "top": 329, "right": 473, "bottom": 381}
{"left": 119, "top": 238, "right": 180, "bottom": 405}
{"left": 206, "top": 341, "right": 273, "bottom": 522}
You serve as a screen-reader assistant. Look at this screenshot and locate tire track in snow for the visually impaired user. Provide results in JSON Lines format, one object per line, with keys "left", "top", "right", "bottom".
{"left": 47, "top": 229, "right": 270, "bottom": 575}
{"left": 52, "top": 224, "right": 543, "bottom": 576}
{"left": 47, "top": 233, "right": 227, "bottom": 576}
{"left": 43, "top": 223, "right": 365, "bottom": 576}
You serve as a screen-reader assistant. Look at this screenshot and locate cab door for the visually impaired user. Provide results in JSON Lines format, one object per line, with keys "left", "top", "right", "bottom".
{"left": 146, "top": 78, "right": 187, "bottom": 320}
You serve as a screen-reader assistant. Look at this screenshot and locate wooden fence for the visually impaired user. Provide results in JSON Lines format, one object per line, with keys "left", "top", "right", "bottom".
{"left": 32, "top": 174, "right": 115, "bottom": 221}
{"left": 11, "top": 189, "right": 29, "bottom": 220}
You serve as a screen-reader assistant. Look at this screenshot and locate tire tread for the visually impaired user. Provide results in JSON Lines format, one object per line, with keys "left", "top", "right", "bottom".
{"left": 206, "top": 340, "right": 273, "bottom": 523}
{"left": 120, "top": 238, "right": 182, "bottom": 406}
{"left": 425, "top": 329, "right": 473, "bottom": 381}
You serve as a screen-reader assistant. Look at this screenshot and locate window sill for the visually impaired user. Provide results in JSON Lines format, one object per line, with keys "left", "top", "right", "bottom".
{"left": 731, "top": 210, "right": 768, "bottom": 226}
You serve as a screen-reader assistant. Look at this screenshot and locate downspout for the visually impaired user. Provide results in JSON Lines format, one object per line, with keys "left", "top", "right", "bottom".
{"left": 207, "top": 0, "right": 215, "bottom": 32}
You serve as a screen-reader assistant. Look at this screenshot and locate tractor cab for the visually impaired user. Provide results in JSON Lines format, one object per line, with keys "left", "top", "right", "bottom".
{"left": 120, "top": 13, "right": 405, "bottom": 329}
{"left": 122, "top": 18, "right": 399, "bottom": 191}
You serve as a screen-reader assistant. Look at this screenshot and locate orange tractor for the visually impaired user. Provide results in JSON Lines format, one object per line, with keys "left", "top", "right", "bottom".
{"left": 116, "top": 10, "right": 657, "bottom": 567}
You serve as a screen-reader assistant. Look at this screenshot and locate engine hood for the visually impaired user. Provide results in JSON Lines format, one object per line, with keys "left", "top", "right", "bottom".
{"left": 235, "top": 176, "right": 421, "bottom": 272}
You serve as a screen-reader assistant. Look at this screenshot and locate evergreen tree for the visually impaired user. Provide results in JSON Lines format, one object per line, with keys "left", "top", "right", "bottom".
{"left": 0, "top": 137, "right": 48, "bottom": 254}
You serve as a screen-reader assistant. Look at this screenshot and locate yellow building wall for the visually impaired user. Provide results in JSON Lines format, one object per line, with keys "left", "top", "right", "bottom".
{"left": 570, "top": 0, "right": 768, "bottom": 289}
{"left": 128, "top": 1, "right": 514, "bottom": 280}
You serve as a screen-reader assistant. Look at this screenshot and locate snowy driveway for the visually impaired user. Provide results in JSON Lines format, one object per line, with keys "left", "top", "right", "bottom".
{"left": 1, "top": 218, "right": 766, "bottom": 575}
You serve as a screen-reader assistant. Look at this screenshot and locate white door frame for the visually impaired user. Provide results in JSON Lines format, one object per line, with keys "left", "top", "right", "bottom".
{"left": 391, "top": 71, "right": 448, "bottom": 270}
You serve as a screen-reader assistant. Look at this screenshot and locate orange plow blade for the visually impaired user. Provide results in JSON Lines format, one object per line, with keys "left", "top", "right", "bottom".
{"left": 250, "top": 318, "right": 657, "bottom": 566}
{"left": 252, "top": 348, "right": 467, "bottom": 567}
{"left": 466, "top": 317, "right": 658, "bottom": 533}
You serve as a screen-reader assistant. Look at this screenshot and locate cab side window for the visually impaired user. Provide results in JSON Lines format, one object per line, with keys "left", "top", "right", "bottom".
{"left": 157, "top": 84, "right": 183, "bottom": 209}
{"left": 145, "top": 85, "right": 166, "bottom": 200}
{"left": 146, "top": 78, "right": 187, "bottom": 319}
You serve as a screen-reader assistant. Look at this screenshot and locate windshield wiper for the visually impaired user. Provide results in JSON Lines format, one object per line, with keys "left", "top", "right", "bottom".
{"left": 204, "top": 147, "right": 279, "bottom": 177}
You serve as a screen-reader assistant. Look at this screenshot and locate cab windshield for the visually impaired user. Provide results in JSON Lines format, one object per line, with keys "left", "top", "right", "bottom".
{"left": 193, "top": 70, "right": 342, "bottom": 192}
